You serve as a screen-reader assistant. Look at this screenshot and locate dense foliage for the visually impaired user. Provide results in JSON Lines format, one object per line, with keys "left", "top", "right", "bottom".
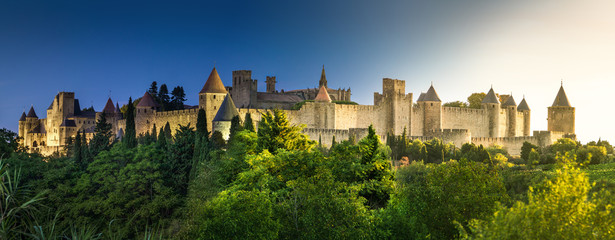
{"left": 1, "top": 107, "right": 614, "bottom": 239}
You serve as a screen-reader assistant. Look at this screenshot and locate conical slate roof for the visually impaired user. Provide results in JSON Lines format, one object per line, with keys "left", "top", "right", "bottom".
{"left": 314, "top": 85, "right": 332, "bottom": 102}
{"left": 552, "top": 85, "right": 571, "bottom": 107}
{"left": 27, "top": 106, "right": 38, "bottom": 118}
{"left": 502, "top": 95, "right": 516, "bottom": 106}
{"left": 517, "top": 98, "right": 530, "bottom": 111}
{"left": 115, "top": 103, "right": 121, "bottom": 113}
{"left": 136, "top": 92, "right": 160, "bottom": 108}
{"left": 482, "top": 88, "right": 500, "bottom": 104}
{"left": 74, "top": 99, "right": 82, "bottom": 116}
{"left": 422, "top": 85, "right": 441, "bottom": 102}
{"left": 19, "top": 112, "right": 26, "bottom": 121}
{"left": 213, "top": 94, "right": 240, "bottom": 122}
{"left": 200, "top": 67, "right": 227, "bottom": 94}
{"left": 102, "top": 98, "right": 116, "bottom": 113}
{"left": 416, "top": 92, "right": 426, "bottom": 102}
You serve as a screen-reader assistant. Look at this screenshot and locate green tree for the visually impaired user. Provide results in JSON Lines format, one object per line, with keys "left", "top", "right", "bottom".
{"left": 170, "top": 86, "right": 186, "bottom": 110}
{"left": 384, "top": 160, "right": 509, "bottom": 239}
{"left": 165, "top": 124, "right": 196, "bottom": 195}
{"left": 196, "top": 189, "right": 280, "bottom": 240}
{"left": 89, "top": 113, "right": 114, "bottom": 158}
{"left": 0, "top": 128, "right": 21, "bottom": 158}
{"left": 243, "top": 113, "right": 255, "bottom": 132}
{"left": 228, "top": 115, "right": 243, "bottom": 143}
{"left": 158, "top": 84, "right": 170, "bottom": 111}
{"left": 164, "top": 122, "right": 172, "bottom": 142}
{"left": 520, "top": 141, "right": 538, "bottom": 161}
{"left": 257, "top": 109, "right": 313, "bottom": 154}
{"left": 148, "top": 81, "right": 158, "bottom": 102}
{"left": 443, "top": 101, "right": 469, "bottom": 108}
{"left": 74, "top": 130, "right": 83, "bottom": 169}
{"left": 466, "top": 154, "right": 615, "bottom": 240}
{"left": 468, "top": 92, "right": 487, "bottom": 109}
{"left": 123, "top": 97, "right": 137, "bottom": 148}
{"left": 196, "top": 109, "right": 208, "bottom": 137}
{"left": 356, "top": 125, "right": 394, "bottom": 209}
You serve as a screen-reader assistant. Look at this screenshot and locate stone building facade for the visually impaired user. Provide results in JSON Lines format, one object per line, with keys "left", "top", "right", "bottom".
{"left": 19, "top": 67, "right": 575, "bottom": 156}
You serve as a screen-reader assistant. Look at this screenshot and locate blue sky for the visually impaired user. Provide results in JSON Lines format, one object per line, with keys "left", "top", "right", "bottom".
{"left": 1, "top": 0, "right": 614, "bottom": 143}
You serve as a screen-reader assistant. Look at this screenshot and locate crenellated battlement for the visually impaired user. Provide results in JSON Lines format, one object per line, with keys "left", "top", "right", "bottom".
{"left": 155, "top": 108, "right": 199, "bottom": 117}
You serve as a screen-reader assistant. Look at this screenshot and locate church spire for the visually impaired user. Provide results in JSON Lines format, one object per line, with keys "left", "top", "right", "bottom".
{"left": 319, "top": 65, "right": 327, "bottom": 88}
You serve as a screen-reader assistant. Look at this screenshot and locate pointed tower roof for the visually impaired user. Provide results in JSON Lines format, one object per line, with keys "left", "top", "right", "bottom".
{"left": 482, "top": 87, "right": 500, "bottom": 104}
{"left": 74, "top": 99, "right": 82, "bottom": 116}
{"left": 115, "top": 103, "right": 121, "bottom": 113}
{"left": 552, "top": 84, "right": 571, "bottom": 107}
{"left": 213, "top": 94, "right": 240, "bottom": 122}
{"left": 319, "top": 65, "right": 328, "bottom": 88}
{"left": 27, "top": 106, "right": 38, "bottom": 118}
{"left": 416, "top": 92, "right": 426, "bottom": 102}
{"left": 502, "top": 95, "right": 516, "bottom": 106}
{"left": 136, "top": 92, "right": 160, "bottom": 108}
{"left": 102, "top": 98, "right": 115, "bottom": 113}
{"left": 422, "top": 84, "right": 441, "bottom": 102}
{"left": 200, "top": 67, "right": 227, "bottom": 94}
{"left": 314, "top": 85, "right": 332, "bottom": 102}
{"left": 19, "top": 112, "right": 26, "bottom": 121}
{"left": 517, "top": 97, "right": 530, "bottom": 111}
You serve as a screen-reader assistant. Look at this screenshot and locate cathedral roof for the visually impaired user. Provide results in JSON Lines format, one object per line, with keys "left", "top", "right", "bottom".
{"left": 418, "top": 85, "right": 441, "bottom": 102}
{"left": 102, "top": 98, "right": 116, "bottom": 113}
{"left": 200, "top": 67, "right": 227, "bottom": 94}
{"left": 517, "top": 97, "right": 530, "bottom": 111}
{"left": 502, "top": 95, "right": 516, "bottom": 106}
{"left": 19, "top": 112, "right": 26, "bottom": 121}
{"left": 136, "top": 92, "right": 160, "bottom": 108}
{"left": 319, "top": 66, "right": 327, "bottom": 88}
{"left": 552, "top": 85, "right": 571, "bottom": 107}
{"left": 60, "top": 118, "right": 76, "bottom": 127}
{"left": 314, "top": 85, "right": 332, "bottom": 102}
{"left": 27, "top": 106, "right": 38, "bottom": 118}
{"left": 482, "top": 88, "right": 500, "bottom": 104}
{"left": 213, "top": 94, "right": 240, "bottom": 122}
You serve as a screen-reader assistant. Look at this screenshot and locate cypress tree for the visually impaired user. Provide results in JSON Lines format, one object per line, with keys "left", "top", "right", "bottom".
{"left": 164, "top": 122, "right": 172, "bottom": 142}
{"left": 151, "top": 123, "right": 157, "bottom": 142}
{"left": 124, "top": 97, "right": 137, "bottom": 148}
{"left": 331, "top": 135, "right": 337, "bottom": 147}
{"left": 243, "top": 113, "right": 255, "bottom": 132}
{"left": 74, "top": 130, "right": 82, "bottom": 167}
{"left": 196, "top": 108, "right": 208, "bottom": 137}
{"left": 228, "top": 115, "right": 243, "bottom": 142}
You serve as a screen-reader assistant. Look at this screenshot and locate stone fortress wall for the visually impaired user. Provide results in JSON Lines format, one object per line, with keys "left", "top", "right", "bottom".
{"left": 20, "top": 67, "right": 576, "bottom": 158}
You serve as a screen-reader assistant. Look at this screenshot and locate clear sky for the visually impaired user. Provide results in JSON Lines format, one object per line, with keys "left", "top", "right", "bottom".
{"left": 1, "top": 0, "right": 613, "bottom": 143}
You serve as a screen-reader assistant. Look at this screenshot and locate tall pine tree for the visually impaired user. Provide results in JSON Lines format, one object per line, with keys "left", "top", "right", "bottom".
{"left": 124, "top": 97, "right": 137, "bottom": 148}
{"left": 74, "top": 130, "right": 83, "bottom": 168}
{"left": 158, "top": 84, "right": 170, "bottom": 111}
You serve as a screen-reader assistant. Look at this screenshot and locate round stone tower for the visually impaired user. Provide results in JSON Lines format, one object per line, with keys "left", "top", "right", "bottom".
{"left": 502, "top": 94, "right": 517, "bottom": 137}
{"left": 548, "top": 83, "right": 575, "bottom": 134}
{"left": 418, "top": 84, "right": 442, "bottom": 135}
{"left": 517, "top": 97, "right": 531, "bottom": 136}
{"left": 199, "top": 67, "right": 228, "bottom": 134}
{"left": 481, "top": 87, "right": 501, "bottom": 137}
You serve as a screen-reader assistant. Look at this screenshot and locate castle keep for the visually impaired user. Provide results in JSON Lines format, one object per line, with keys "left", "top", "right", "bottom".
{"left": 19, "top": 67, "right": 575, "bottom": 156}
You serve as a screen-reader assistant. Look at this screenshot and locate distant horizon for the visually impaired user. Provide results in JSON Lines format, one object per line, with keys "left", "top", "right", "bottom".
{"left": 2, "top": 0, "right": 614, "bottom": 143}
